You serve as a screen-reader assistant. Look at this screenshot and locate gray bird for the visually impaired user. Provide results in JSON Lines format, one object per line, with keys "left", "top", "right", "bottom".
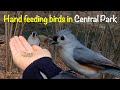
{"left": 27, "top": 31, "right": 40, "bottom": 46}
{"left": 51, "top": 29, "right": 120, "bottom": 79}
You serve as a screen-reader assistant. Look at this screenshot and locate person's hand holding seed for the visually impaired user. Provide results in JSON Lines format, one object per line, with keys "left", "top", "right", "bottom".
{"left": 9, "top": 36, "right": 51, "bottom": 70}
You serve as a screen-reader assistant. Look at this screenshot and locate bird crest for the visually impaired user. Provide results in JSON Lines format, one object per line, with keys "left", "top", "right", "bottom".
{"left": 56, "top": 29, "right": 72, "bottom": 35}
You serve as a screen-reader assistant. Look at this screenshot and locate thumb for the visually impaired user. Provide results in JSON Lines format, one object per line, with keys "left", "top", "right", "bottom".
{"left": 32, "top": 45, "right": 42, "bottom": 51}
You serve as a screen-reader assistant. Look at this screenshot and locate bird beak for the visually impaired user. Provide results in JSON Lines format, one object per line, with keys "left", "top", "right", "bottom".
{"left": 50, "top": 36, "right": 59, "bottom": 45}
{"left": 50, "top": 41, "right": 58, "bottom": 45}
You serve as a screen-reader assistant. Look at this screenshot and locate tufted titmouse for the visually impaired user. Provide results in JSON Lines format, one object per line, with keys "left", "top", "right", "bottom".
{"left": 51, "top": 29, "right": 120, "bottom": 79}
{"left": 27, "top": 31, "right": 40, "bottom": 46}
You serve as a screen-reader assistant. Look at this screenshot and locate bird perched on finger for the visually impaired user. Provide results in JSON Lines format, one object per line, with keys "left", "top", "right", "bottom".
{"left": 51, "top": 29, "right": 120, "bottom": 79}
{"left": 27, "top": 31, "right": 40, "bottom": 46}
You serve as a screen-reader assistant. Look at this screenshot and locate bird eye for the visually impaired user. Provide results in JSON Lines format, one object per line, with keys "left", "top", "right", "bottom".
{"left": 61, "top": 36, "right": 65, "bottom": 40}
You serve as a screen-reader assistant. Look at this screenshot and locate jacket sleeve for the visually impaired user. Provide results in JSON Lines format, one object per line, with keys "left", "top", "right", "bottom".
{"left": 22, "top": 57, "right": 62, "bottom": 79}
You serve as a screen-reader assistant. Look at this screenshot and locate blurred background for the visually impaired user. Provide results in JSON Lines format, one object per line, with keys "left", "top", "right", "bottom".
{"left": 0, "top": 11, "right": 120, "bottom": 79}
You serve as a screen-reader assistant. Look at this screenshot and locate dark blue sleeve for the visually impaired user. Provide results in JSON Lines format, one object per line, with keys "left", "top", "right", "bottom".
{"left": 22, "top": 57, "right": 62, "bottom": 79}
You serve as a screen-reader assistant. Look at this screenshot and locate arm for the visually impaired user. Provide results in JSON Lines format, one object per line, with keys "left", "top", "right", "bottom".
{"left": 9, "top": 36, "right": 62, "bottom": 79}
{"left": 23, "top": 57, "right": 62, "bottom": 79}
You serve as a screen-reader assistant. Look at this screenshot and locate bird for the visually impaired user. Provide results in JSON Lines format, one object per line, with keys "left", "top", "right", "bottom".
{"left": 27, "top": 31, "right": 40, "bottom": 46}
{"left": 51, "top": 29, "right": 120, "bottom": 79}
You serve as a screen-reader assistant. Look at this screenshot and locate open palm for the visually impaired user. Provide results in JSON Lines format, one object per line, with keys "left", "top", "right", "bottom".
{"left": 9, "top": 36, "right": 51, "bottom": 70}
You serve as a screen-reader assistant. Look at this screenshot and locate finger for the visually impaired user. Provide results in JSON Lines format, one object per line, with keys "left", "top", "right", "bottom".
{"left": 19, "top": 36, "right": 33, "bottom": 52}
{"left": 14, "top": 36, "right": 26, "bottom": 52}
{"left": 9, "top": 38, "right": 18, "bottom": 56}
{"left": 42, "top": 49, "right": 51, "bottom": 58}
{"left": 32, "top": 45, "right": 42, "bottom": 51}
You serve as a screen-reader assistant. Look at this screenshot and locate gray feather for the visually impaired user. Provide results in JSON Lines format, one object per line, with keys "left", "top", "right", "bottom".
{"left": 73, "top": 46, "right": 114, "bottom": 66}
{"left": 103, "top": 69, "right": 120, "bottom": 77}
{"left": 56, "top": 29, "right": 72, "bottom": 36}
{"left": 73, "top": 45, "right": 120, "bottom": 76}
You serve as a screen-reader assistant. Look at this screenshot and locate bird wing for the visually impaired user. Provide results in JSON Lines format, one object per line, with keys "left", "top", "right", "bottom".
{"left": 73, "top": 47, "right": 120, "bottom": 77}
{"left": 73, "top": 46, "right": 114, "bottom": 68}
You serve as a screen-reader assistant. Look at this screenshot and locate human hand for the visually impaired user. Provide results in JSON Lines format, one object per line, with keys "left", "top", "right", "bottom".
{"left": 9, "top": 36, "right": 51, "bottom": 70}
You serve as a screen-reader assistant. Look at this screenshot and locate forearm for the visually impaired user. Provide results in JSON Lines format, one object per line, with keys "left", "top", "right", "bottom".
{"left": 22, "top": 57, "right": 62, "bottom": 79}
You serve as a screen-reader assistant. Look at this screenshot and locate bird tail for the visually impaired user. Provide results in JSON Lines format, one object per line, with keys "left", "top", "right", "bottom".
{"left": 102, "top": 65, "right": 120, "bottom": 77}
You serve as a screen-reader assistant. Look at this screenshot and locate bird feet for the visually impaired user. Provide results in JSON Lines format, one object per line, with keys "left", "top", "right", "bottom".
{"left": 60, "top": 70, "right": 76, "bottom": 74}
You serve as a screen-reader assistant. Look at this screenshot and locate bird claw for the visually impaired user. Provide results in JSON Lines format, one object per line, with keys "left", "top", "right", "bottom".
{"left": 60, "top": 70, "right": 74, "bottom": 74}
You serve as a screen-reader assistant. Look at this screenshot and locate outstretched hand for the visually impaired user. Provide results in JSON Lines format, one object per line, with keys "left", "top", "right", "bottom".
{"left": 9, "top": 36, "right": 51, "bottom": 70}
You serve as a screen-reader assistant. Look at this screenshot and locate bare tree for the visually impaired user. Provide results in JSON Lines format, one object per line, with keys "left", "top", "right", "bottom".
{"left": 5, "top": 11, "right": 25, "bottom": 78}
